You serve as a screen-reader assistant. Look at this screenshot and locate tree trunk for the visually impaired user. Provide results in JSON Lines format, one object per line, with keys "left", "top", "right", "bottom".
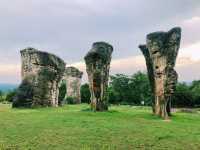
{"left": 154, "top": 96, "right": 169, "bottom": 119}
{"left": 91, "top": 99, "right": 108, "bottom": 111}
{"left": 139, "top": 27, "right": 181, "bottom": 119}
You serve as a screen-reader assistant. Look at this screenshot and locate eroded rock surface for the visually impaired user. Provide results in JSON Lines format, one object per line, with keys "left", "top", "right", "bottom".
{"left": 13, "top": 48, "right": 65, "bottom": 108}
{"left": 139, "top": 27, "right": 181, "bottom": 119}
{"left": 64, "top": 66, "right": 83, "bottom": 104}
{"left": 84, "top": 42, "right": 113, "bottom": 111}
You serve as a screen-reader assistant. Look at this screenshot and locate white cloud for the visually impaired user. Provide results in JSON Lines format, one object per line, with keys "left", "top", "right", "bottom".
{"left": 0, "top": 64, "right": 20, "bottom": 84}
{"left": 180, "top": 16, "right": 200, "bottom": 47}
{"left": 69, "top": 42, "right": 200, "bottom": 83}
{"left": 183, "top": 16, "right": 200, "bottom": 26}
{"left": 179, "top": 41, "right": 200, "bottom": 61}
{"left": 0, "top": 64, "right": 20, "bottom": 74}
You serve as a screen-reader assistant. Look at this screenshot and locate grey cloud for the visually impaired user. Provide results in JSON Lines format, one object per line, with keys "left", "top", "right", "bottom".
{"left": 0, "top": 0, "right": 200, "bottom": 83}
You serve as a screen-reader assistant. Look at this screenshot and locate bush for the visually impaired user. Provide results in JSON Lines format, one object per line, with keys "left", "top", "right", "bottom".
{"left": 107, "top": 86, "right": 118, "bottom": 104}
{"left": 172, "top": 82, "right": 195, "bottom": 107}
{"left": 0, "top": 90, "right": 5, "bottom": 102}
{"left": 66, "top": 97, "right": 76, "bottom": 104}
{"left": 12, "top": 76, "right": 34, "bottom": 108}
{"left": 80, "top": 84, "right": 91, "bottom": 104}
{"left": 5, "top": 90, "right": 17, "bottom": 102}
{"left": 190, "top": 80, "right": 200, "bottom": 107}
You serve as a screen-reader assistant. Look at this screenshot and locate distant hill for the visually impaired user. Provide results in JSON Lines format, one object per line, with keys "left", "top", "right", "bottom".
{"left": 0, "top": 84, "right": 18, "bottom": 93}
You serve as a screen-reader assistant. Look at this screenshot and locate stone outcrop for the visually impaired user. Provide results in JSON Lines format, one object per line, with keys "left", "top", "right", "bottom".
{"left": 84, "top": 42, "right": 113, "bottom": 111}
{"left": 13, "top": 47, "right": 66, "bottom": 108}
{"left": 64, "top": 66, "right": 83, "bottom": 104}
{"left": 139, "top": 27, "right": 181, "bottom": 119}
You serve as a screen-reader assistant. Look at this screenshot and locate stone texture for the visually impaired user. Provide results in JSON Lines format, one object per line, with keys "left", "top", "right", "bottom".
{"left": 13, "top": 47, "right": 66, "bottom": 108}
{"left": 84, "top": 42, "right": 113, "bottom": 111}
{"left": 64, "top": 66, "right": 83, "bottom": 104}
{"left": 139, "top": 27, "right": 181, "bottom": 119}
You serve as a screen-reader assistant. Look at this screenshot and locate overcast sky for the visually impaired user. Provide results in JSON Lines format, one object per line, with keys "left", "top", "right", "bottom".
{"left": 0, "top": 0, "right": 200, "bottom": 84}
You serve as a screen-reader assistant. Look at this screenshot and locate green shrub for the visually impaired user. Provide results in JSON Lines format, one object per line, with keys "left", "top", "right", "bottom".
{"left": 12, "top": 76, "right": 34, "bottom": 108}
{"left": 0, "top": 90, "right": 5, "bottom": 102}
{"left": 5, "top": 90, "right": 17, "bottom": 102}
{"left": 80, "top": 84, "right": 91, "bottom": 104}
{"left": 172, "top": 82, "right": 195, "bottom": 107}
{"left": 66, "top": 97, "right": 75, "bottom": 104}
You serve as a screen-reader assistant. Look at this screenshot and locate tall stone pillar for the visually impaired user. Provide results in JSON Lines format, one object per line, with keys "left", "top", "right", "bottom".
{"left": 13, "top": 47, "right": 66, "bottom": 108}
{"left": 84, "top": 42, "right": 113, "bottom": 111}
{"left": 139, "top": 27, "right": 181, "bottom": 119}
{"left": 64, "top": 67, "right": 83, "bottom": 104}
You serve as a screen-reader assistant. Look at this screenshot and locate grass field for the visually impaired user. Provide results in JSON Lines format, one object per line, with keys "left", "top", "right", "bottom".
{"left": 0, "top": 104, "right": 200, "bottom": 150}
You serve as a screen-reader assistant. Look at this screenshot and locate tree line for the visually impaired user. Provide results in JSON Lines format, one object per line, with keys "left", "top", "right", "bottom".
{"left": 80, "top": 72, "right": 200, "bottom": 108}
{"left": 1, "top": 71, "right": 200, "bottom": 108}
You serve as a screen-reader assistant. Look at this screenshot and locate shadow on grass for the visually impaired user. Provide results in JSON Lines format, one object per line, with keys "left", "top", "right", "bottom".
{"left": 81, "top": 108, "right": 91, "bottom": 112}
{"left": 81, "top": 106, "right": 168, "bottom": 121}
{"left": 126, "top": 112, "right": 174, "bottom": 122}
{"left": 81, "top": 108, "right": 119, "bottom": 114}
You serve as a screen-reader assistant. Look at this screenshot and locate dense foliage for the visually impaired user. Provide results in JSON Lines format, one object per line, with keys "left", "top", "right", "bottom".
{"left": 172, "top": 81, "right": 200, "bottom": 107}
{"left": 0, "top": 90, "right": 4, "bottom": 102}
{"left": 80, "top": 83, "right": 90, "bottom": 104}
{"left": 172, "top": 82, "right": 194, "bottom": 107}
{"left": 5, "top": 90, "right": 17, "bottom": 102}
{"left": 65, "top": 96, "right": 76, "bottom": 104}
{"left": 12, "top": 77, "right": 34, "bottom": 107}
{"left": 108, "top": 72, "right": 200, "bottom": 107}
{"left": 108, "top": 72, "right": 152, "bottom": 105}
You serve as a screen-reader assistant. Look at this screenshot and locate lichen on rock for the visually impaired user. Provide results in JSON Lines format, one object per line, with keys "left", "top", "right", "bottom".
{"left": 64, "top": 66, "right": 83, "bottom": 104}
{"left": 13, "top": 47, "right": 66, "bottom": 108}
{"left": 139, "top": 27, "right": 181, "bottom": 119}
{"left": 84, "top": 42, "right": 113, "bottom": 111}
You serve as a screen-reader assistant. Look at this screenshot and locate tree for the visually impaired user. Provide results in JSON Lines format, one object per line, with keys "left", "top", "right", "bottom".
{"left": 109, "top": 72, "right": 152, "bottom": 105}
{"left": 109, "top": 74, "right": 131, "bottom": 104}
{"left": 107, "top": 86, "right": 117, "bottom": 104}
{"left": 5, "top": 90, "right": 17, "bottom": 102}
{"left": 190, "top": 80, "right": 200, "bottom": 106}
{"left": 0, "top": 90, "right": 3, "bottom": 102}
{"left": 80, "top": 83, "right": 91, "bottom": 104}
{"left": 172, "top": 82, "right": 194, "bottom": 107}
{"left": 129, "top": 72, "right": 152, "bottom": 105}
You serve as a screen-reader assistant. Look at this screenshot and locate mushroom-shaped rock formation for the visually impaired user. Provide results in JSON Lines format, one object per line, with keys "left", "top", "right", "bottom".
{"left": 84, "top": 42, "right": 113, "bottom": 111}
{"left": 139, "top": 27, "right": 181, "bottom": 119}
{"left": 64, "top": 66, "right": 83, "bottom": 104}
{"left": 13, "top": 48, "right": 66, "bottom": 108}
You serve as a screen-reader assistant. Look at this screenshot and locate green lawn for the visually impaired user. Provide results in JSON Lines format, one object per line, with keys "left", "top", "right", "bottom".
{"left": 0, "top": 104, "right": 200, "bottom": 150}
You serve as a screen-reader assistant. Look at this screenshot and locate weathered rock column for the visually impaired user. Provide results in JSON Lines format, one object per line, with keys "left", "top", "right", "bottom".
{"left": 84, "top": 42, "right": 113, "bottom": 111}
{"left": 139, "top": 27, "right": 181, "bottom": 119}
{"left": 64, "top": 67, "right": 83, "bottom": 104}
{"left": 13, "top": 47, "right": 65, "bottom": 108}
